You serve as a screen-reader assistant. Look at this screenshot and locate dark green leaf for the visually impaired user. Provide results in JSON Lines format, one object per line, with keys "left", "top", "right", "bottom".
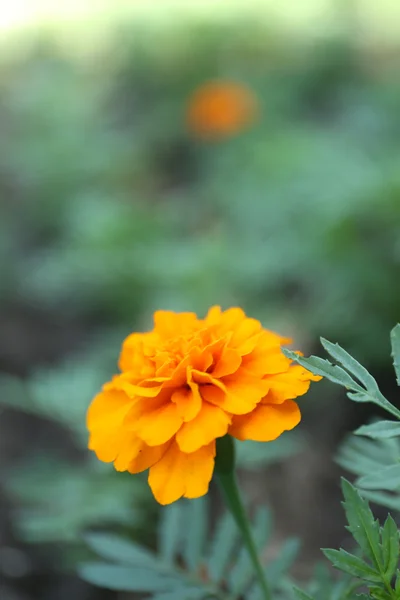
{"left": 207, "top": 511, "right": 238, "bottom": 583}
{"left": 381, "top": 515, "right": 399, "bottom": 580}
{"left": 391, "top": 324, "right": 400, "bottom": 387}
{"left": 355, "top": 421, "right": 400, "bottom": 439}
{"left": 357, "top": 464, "right": 400, "bottom": 491}
{"left": 341, "top": 479, "right": 382, "bottom": 566}
{"left": 84, "top": 532, "right": 156, "bottom": 567}
{"left": 292, "top": 586, "right": 316, "bottom": 600}
{"left": 159, "top": 502, "right": 183, "bottom": 565}
{"left": 78, "top": 563, "right": 179, "bottom": 591}
{"left": 322, "top": 549, "right": 381, "bottom": 582}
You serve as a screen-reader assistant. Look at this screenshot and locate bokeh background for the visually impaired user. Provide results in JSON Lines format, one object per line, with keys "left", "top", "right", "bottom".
{"left": 1, "top": 1, "right": 400, "bottom": 599}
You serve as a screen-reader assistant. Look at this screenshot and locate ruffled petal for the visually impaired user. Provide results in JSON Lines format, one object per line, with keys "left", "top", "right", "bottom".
{"left": 128, "top": 441, "right": 170, "bottom": 474}
{"left": 133, "top": 401, "right": 183, "bottom": 446}
{"left": 211, "top": 347, "right": 242, "bottom": 378}
{"left": 154, "top": 311, "right": 198, "bottom": 338}
{"left": 171, "top": 385, "right": 202, "bottom": 422}
{"left": 229, "top": 400, "right": 301, "bottom": 441}
{"left": 176, "top": 402, "right": 231, "bottom": 453}
{"left": 264, "top": 365, "right": 321, "bottom": 404}
{"left": 148, "top": 441, "right": 216, "bottom": 505}
{"left": 86, "top": 389, "right": 133, "bottom": 431}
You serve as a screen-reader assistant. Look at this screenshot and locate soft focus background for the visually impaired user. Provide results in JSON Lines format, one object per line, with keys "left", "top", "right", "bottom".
{"left": 1, "top": 1, "right": 400, "bottom": 599}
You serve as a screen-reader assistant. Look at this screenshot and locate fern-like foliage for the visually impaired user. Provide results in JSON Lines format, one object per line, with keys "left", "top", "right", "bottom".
{"left": 79, "top": 497, "right": 299, "bottom": 599}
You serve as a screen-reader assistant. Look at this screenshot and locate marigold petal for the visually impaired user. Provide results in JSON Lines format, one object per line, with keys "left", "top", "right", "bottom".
{"left": 134, "top": 401, "right": 183, "bottom": 446}
{"left": 127, "top": 441, "right": 170, "bottom": 474}
{"left": 88, "top": 430, "right": 121, "bottom": 463}
{"left": 243, "top": 348, "right": 290, "bottom": 376}
{"left": 211, "top": 347, "right": 242, "bottom": 378}
{"left": 176, "top": 402, "right": 231, "bottom": 453}
{"left": 154, "top": 311, "right": 198, "bottom": 338}
{"left": 171, "top": 385, "right": 202, "bottom": 422}
{"left": 87, "top": 389, "right": 133, "bottom": 431}
{"left": 264, "top": 365, "right": 321, "bottom": 404}
{"left": 148, "top": 441, "right": 215, "bottom": 505}
{"left": 229, "top": 400, "right": 301, "bottom": 441}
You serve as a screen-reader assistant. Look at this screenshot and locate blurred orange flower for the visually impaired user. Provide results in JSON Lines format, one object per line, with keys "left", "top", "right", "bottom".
{"left": 186, "top": 81, "right": 258, "bottom": 139}
{"left": 87, "top": 307, "right": 320, "bottom": 505}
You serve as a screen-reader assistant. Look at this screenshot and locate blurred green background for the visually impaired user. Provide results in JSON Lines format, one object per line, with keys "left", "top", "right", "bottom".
{"left": 1, "top": 2, "right": 400, "bottom": 599}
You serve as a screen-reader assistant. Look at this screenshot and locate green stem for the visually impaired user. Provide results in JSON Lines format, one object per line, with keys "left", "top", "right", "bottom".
{"left": 215, "top": 436, "right": 272, "bottom": 600}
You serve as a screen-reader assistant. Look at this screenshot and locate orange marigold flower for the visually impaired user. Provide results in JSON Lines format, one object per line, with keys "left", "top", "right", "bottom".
{"left": 186, "top": 80, "right": 258, "bottom": 139}
{"left": 87, "top": 307, "right": 320, "bottom": 505}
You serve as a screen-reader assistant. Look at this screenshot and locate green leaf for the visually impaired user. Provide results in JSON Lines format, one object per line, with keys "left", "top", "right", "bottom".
{"left": 266, "top": 538, "right": 300, "bottom": 585}
{"left": 207, "top": 511, "right": 238, "bottom": 583}
{"left": 229, "top": 507, "right": 271, "bottom": 595}
{"left": 159, "top": 501, "right": 183, "bottom": 565}
{"left": 361, "top": 491, "right": 400, "bottom": 512}
{"left": 391, "top": 324, "right": 400, "bottom": 387}
{"left": 357, "top": 464, "right": 400, "bottom": 491}
{"left": 381, "top": 515, "right": 399, "bottom": 580}
{"left": 341, "top": 479, "right": 382, "bottom": 566}
{"left": 183, "top": 497, "right": 208, "bottom": 572}
{"left": 320, "top": 338, "right": 379, "bottom": 392}
{"left": 282, "top": 349, "right": 361, "bottom": 390}
{"left": 292, "top": 586, "right": 316, "bottom": 599}
{"left": 152, "top": 589, "right": 207, "bottom": 600}
{"left": 78, "top": 563, "right": 179, "bottom": 591}
{"left": 84, "top": 533, "right": 156, "bottom": 567}
{"left": 355, "top": 421, "right": 400, "bottom": 439}
{"left": 322, "top": 549, "right": 381, "bottom": 582}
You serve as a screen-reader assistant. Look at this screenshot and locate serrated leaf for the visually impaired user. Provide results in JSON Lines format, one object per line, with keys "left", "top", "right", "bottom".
{"left": 282, "top": 349, "right": 361, "bottom": 390}
{"left": 183, "top": 497, "right": 208, "bottom": 572}
{"left": 322, "top": 549, "right": 381, "bottom": 582}
{"left": 292, "top": 586, "right": 316, "bottom": 599}
{"left": 357, "top": 464, "right": 400, "bottom": 492}
{"left": 159, "top": 501, "right": 183, "bottom": 565}
{"left": 265, "top": 538, "right": 300, "bottom": 585}
{"left": 341, "top": 479, "right": 382, "bottom": 566}
{"left": 84, "top": 533, "right": 156, "bottom": 567}
{"left": 355, "top": 421, "right": 400, "bottom": 439}
{"left": 78, "top": 563, "right": 180, "bottom": 591}
{"left": 381, "top": 515, "right": 399, "bottom": 580}
{"left": 391, "top": 324, "right": 400, "bottom": 387}
{"left": 207, "top": 511, "right": 238, "bottom": 583}
{"left": 320, "top": 338, "right": 379, "bottom": 392}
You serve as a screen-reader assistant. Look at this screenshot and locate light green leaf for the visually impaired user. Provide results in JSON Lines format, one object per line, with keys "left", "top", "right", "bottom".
{"left": 322, "top": 549, "right": 381, "bottom": 582}
{"left": 357, "top": 464, "right": 400, "bottom": 491}
{"left": 183, "top": 497, "right": 208, "bottom": 572}
{"left": 391, "top": 324, "right": 400, "bottom": 387}
{"left": 320, "top": 338, "right": 379, "bottom": 392}
{"left": 355, "top": 421, "right": 400, "bottom": 439}
{"left": 159, "top": 502, "right": 183, "bottom": 565}
{"left": 229, "top": 507, "right": 271, "bottom": 595}
{"left": 266, "top": 538, "right": 300, "bottom": 585}
{"left": 78, "top": 563, "right": 179, "bottom": 591}
{"left": 292, "top": 586, "right": 316, "bottom": 600}
{"left": 84, "top": 533, "right": 156, "bottom": 567}
{"left": 282, "top": 349, "right": 361, "bottom": 390}
{"left": 341, "top": 479, "right": 382, "bottom": 566}
{"left": 152, "top": 589, "right": 208, "bottom": 600}
{"left": 381, "top": 515, "right": 399, "bottom": 580}
{"left": 207, "top": 511, "right": 238, "bottom": 583}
